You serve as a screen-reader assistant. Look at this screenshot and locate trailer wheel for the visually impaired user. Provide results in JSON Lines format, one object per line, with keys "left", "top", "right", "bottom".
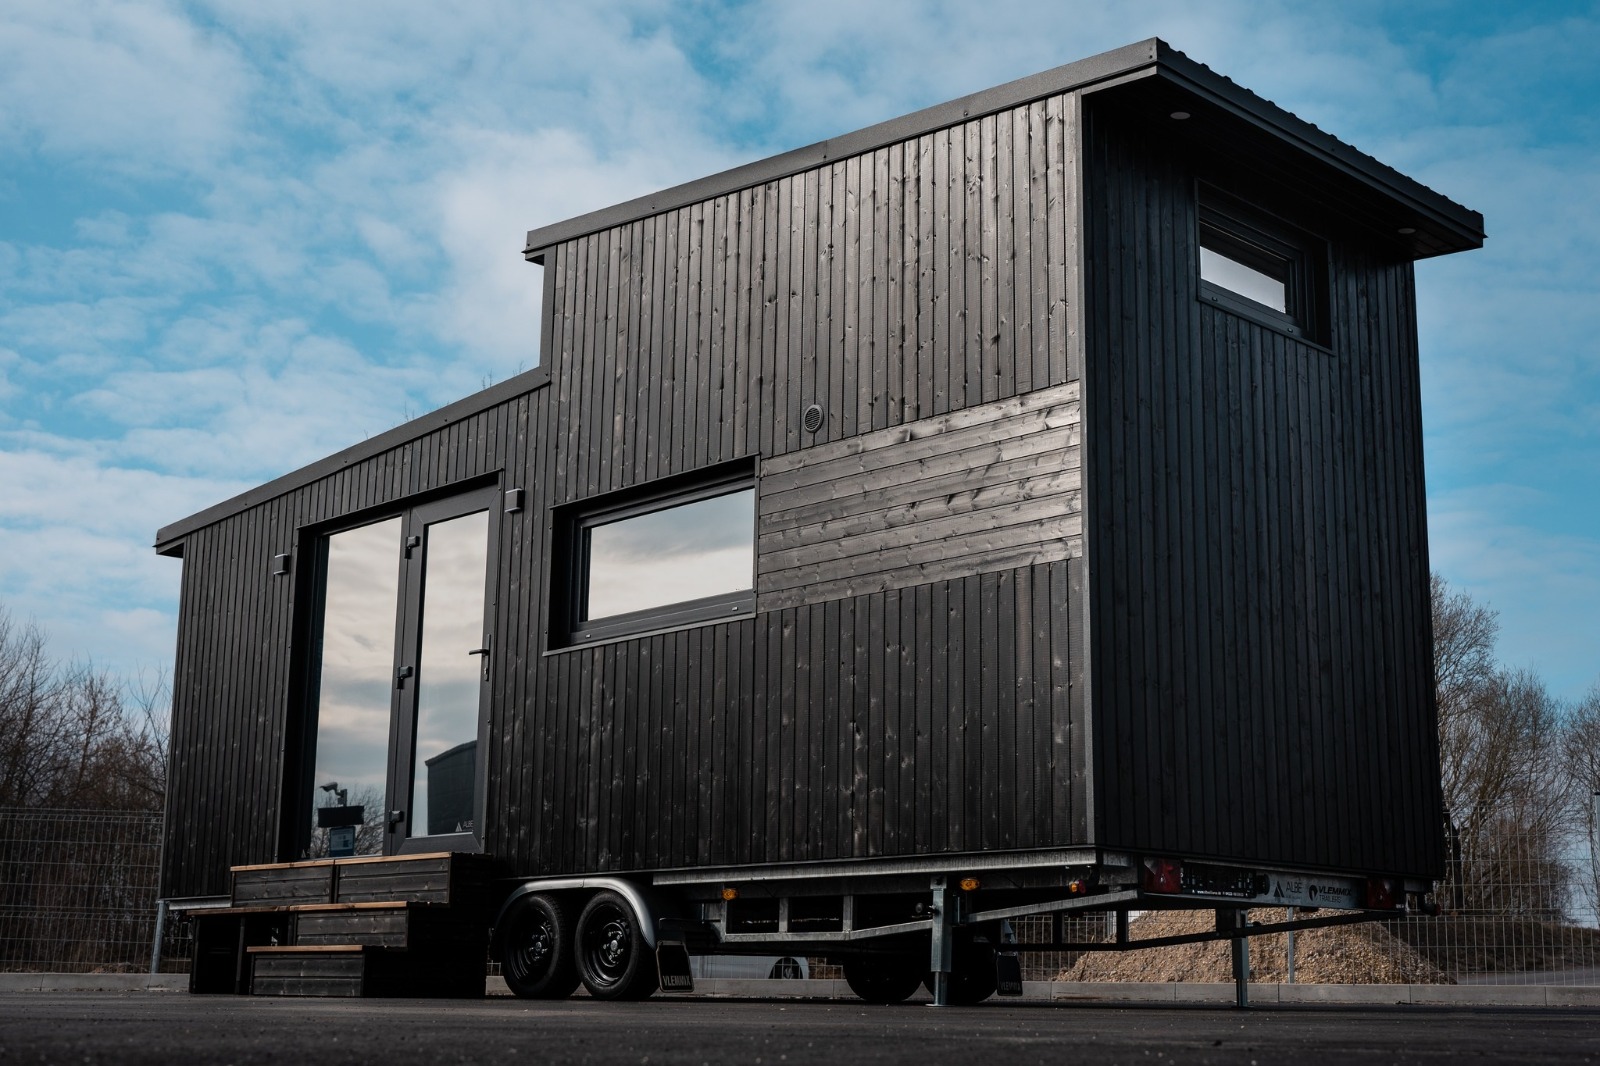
{"left": 924, "top": 940, "right": 998, "bottom": 1004}
{"left": 574, "top": 890, "right": 658, "bottom": 1000}
{"left": 499, "top": 893, "right": 581, "bottom": 999}
{"left": 842, "top": 954, "right": 923, "bottom": 1004}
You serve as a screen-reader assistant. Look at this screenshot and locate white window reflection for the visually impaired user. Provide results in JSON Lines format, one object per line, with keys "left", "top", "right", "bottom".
{"left": 584, "top": 488, "right": 755, "bottom": 621}
{"left": 409, "top": 510, "right": 488, "bottom": 837}
{"left": 311, "top": 517, "right": 401, "bottom": 855}
{"left": 1200, "top": 245, "right": 1287, "bottom": 312}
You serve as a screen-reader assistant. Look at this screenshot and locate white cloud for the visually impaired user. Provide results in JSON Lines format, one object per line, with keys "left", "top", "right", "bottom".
{"left": 0, "top": 0, "right": 246, "bottom": 171}
{"left": 0, "top": 0, "right": 1595, "bottom": 709}
{"left": 1430, "top": 485, "right": 1600, "bottom": 704}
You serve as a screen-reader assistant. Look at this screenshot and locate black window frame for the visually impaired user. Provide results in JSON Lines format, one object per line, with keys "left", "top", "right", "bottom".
{"left": 553, "top": 462, "right": 757, "bottom": 647}
{"left": 1197, "top": 188, "right": 1327, "bottom": 344}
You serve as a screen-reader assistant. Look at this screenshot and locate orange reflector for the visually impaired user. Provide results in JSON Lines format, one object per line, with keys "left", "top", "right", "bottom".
{"left": 721, "top": 887, "right": 739, "bottom": 901}
{"left": 959, "top": 877, "right": 981, "bottom": 892}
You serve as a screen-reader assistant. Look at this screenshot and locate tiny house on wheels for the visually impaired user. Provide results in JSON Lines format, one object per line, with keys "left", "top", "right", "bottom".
{"left": 156, "top": 39, "right": 1482, "bottom": 1004}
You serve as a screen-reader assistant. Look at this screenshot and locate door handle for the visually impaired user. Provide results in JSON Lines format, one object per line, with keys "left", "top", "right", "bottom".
{"left": 387, "top": 810, "right": 406, "bottom": 831}
{"left": 395, "top": 665, "right": 414, "bottom": 689}
{"left": 468, "top": 636, "right": 491, "bottom": 681}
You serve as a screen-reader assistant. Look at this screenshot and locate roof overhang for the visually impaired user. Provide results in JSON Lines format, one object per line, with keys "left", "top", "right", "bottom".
{"left": 523, "top": 38, "right": 1482, "bottom": 262}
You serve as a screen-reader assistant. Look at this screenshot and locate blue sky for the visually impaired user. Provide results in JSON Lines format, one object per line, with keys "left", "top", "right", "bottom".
{"left": 1, "top": 0, "right": 1595, "bottom": 703}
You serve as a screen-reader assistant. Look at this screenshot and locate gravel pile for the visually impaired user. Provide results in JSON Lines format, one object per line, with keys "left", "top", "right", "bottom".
{"left": 1057, "top": 908, "right": 1451, "bottom": 984}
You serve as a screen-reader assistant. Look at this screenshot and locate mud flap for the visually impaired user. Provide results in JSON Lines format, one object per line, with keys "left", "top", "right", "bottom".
{"left": 655, "top": 940, "right": 694, "bottom": 994}
{"left": 996, "top": 952, "right": 1024, "bottom": 996}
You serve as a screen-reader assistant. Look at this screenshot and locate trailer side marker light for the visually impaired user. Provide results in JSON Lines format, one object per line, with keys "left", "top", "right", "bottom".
{"left": 959, "top": 878, "right": 981, "bottom": 892}
{"left": 721, "top": 887, "right": 739, "bottom": 901}
{"left": 1067, "top": 880, "right": 1086, "bottom": 895}
{"left": 1141, "top": 857, "right": 1182, "bottom": 894}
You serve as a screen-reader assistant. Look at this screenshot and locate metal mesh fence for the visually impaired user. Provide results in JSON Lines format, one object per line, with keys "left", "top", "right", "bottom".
{"left": 0, "top": 807, "right": 189, "bottom": 974}
{"left": 3, "top": 806, "right": 1596, "bottom": 985}
{"left": 1006, "top": 855, "right": 1600, "bottom": 985}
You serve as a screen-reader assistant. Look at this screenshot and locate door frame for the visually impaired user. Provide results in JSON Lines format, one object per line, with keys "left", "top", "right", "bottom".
{"left": 280, "top": 480, "right": 502, "bottom": 862}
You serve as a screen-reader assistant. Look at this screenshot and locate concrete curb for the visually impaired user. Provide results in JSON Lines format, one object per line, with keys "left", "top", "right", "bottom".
{"left": 5, "top": 974, "right": 1597, "bottom": 1006}
{"left": 0, "top": 974, "right": 189, "bottom": 993}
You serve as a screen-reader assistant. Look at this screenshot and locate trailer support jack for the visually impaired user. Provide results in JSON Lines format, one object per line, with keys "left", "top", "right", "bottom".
{"left": 928, "top": 877, "right": 955, "bottom": 1007}
{"left": 1219, "top": 908, "right": 1250, "bottom": 1009}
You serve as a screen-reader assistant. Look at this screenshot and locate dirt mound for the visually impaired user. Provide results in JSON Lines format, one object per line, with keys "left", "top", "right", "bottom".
{"left": 1057, "top": 909, "right": 1450, "bottom": 984}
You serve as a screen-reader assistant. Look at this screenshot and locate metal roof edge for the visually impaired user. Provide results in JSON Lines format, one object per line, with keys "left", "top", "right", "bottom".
{"left": 523, "top": 37, "right": 1482, "bottom": 260}
{"left": 153, "top": 363, "right": 552, "bottom": 554}
{"left": 1145, "top": 41, "right": 1484, "bottom": 248}
{"left": 522, "top": 38, "right": 1164, "bottom": 258}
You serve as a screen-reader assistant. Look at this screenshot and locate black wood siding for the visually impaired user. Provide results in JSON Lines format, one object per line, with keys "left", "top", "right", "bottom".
{"left": 162, "top": 57, "right": 1466, "bottom": 898}
{"left": 1080, "top": 98, "right": 1443, "bottom": 879}
{"left": 161, "top": 94, "right": 1090, "bottom": 898}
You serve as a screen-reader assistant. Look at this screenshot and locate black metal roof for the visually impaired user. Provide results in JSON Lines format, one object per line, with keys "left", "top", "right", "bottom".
{"left": 523, "top": 38, "right": 1483, "bottom": 261}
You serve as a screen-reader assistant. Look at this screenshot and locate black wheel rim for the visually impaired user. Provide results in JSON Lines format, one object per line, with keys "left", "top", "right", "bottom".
{"left": 509, "top": 911, "right": 557, "bottom": 984}
{"left": 582, "top": 904, "right": 633, "bottom": 987}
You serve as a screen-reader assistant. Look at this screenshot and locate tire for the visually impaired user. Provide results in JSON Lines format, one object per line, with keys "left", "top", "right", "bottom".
{"left": 924, "top": 940, "right": 998, "bottom": 1004}
{"left": 498, "top": 893, "right": 580, "bottom": 999}
{"left": 842, "top": 954, "right": 924, "bottom": 1004}
{"left": 574, "top": 890, "right": 658, "bottom": 1000}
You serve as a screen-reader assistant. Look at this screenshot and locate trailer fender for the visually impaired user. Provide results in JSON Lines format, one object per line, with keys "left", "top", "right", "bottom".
{"left": 493, "top": 877, "right": 670, "bottom": 950}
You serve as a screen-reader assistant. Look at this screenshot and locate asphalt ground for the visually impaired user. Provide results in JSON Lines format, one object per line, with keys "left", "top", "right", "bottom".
{"left": 1, "top": 993, "right": 1596, "bottom": 1066}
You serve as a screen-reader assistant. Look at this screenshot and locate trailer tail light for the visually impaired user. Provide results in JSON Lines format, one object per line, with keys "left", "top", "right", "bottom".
{"left": 1141, "top": 857, "right": 1182, "bottom": 894}
{"left": 1364, "top": 877, "right": 1401, "bottom": 910}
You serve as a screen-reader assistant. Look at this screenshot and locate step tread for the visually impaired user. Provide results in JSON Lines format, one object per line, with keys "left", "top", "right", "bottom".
{"left": 197, "top": 901, "right": 448, "bottom": 917}
{"left": 231, "top": 852, "right": 458, "bottom": 873}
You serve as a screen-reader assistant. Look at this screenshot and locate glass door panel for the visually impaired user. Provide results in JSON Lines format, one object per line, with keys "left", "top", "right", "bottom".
{"left": 309, "top": 516, "right": 402, "bottom": 856}
{"left": 300, "top": 488, "right": 496, "bottom": 859}
{"left": 407, "top": 508, "right": 489, "bottom": 840}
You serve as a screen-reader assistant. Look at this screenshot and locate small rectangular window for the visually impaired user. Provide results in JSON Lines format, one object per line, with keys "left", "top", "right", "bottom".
{"left": 1198, "top": 190, "right": 1325, "bottom": 343}
{"left": 558, "top": 466, "right": 756, "bottom": 644}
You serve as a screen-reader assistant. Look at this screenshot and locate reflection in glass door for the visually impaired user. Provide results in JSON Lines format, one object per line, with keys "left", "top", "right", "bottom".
{"left": 304, "top": 491, "right": 495, "bottom": 857}
{"left": 309, "top": 517, "right": 403, "bottom": 856}
{"left": 405, "top": 507, "right": 488, "bottom": 839}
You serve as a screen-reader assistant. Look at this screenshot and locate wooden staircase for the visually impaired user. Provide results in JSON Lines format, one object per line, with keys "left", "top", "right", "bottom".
{"left": 189, "top": 852, "right": 499, "bottom": 997}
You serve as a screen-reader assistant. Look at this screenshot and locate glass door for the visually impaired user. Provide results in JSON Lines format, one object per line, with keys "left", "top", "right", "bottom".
{"left": 303, "top": 488, "right": 496, "bottom": 857}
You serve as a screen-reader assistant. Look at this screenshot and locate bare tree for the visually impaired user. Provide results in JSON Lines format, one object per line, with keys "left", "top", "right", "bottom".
{"left": 1432, "top": 577, "right": 1577, "bottom": 917}
{"left": 0, "top": 605, "right": 167, "bottom": 812}
{"left": 1563, "top": 683, "right": 1600, "bottom": 914}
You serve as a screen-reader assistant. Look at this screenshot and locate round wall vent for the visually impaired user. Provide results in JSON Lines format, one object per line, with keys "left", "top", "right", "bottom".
{"left": 802, "top": 403, "right": 826, "bottom": 434}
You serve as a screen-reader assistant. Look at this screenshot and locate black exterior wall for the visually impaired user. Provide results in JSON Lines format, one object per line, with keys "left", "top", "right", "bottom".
{"left": 1080, "top": 92, "right": 1444, "bottom": 878}
{"left": 155, "top": 41, "right": 1480, "bottom": 900}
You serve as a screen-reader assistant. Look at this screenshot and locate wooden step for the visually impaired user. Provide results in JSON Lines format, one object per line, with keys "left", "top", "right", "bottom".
{"left": 248, "top": 945, "right": 369, "bottom": 997}
{"left": 247, "top": 944, "right": 487, "bottom": 998}
{"left": 229, "top": 852, "right": 498, "bottom": 909}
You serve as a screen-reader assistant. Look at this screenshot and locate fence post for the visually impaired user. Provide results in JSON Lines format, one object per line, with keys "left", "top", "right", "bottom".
{"left": 149, "top": 899, "right": 168, "bottom": 975}
{"left": 1286, "top": 906, "right": 1296, "bottom": 984}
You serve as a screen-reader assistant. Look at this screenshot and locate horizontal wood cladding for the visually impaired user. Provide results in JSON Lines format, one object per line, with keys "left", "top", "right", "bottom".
{"left": 757, "top": 382, "right": 1083, "bottom": 610}
{"left": 1082, "top": 99, "right": 1441, "bottom": 879}
{"left": 524, "top": 561, "right": 1084, "bottom": 873}
{"left": 542, "top": 91, "right": 1083, "bottom": 508}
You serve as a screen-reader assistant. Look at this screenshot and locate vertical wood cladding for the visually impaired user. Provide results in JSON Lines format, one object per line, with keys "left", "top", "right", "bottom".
{"left": 162, "top": 94, "right": 1090, "bottom": 898}
{"left": 545, "top": 94, "right": 1082, "bottom": 500}
{"left": 163, "top": 62, "right": 1461, "bottom": 899}
{"left": 1081, "top": 98, "right": 1442, "bottom": 878}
